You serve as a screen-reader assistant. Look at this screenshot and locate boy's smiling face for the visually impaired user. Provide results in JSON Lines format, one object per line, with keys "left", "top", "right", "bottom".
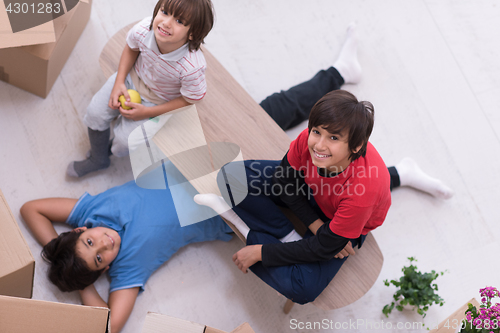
{"left": 75, "top": 226, "right": 121, "bottom": 271}
{"left": 152, "top": 8, "right": 191, "bottom": 54}
{"left": 308, "top": 126, "right": 361, "bottom": 173}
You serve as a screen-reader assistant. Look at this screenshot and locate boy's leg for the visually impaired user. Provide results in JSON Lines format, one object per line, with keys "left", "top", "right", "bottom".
{"left": 247, "top": 231, "right": 365, "bottom": 304}
{"left": 259, "top": 68, "right": 345, "bottom": 131}
{"left": 67, "top": 73, "right": 121, "bottom": 177}
{"left": 388, "top": 166, "right": 401, "bottom": 191}
{"left": 217, "top": 160, "right": 296, "bottom": 239}
{"left": 110, "top": 103, "right": 158, "bottom": 158}
{"left": 83, "top": 72, "right": 122, "bottom": 132}
{"left": 67, "top": 127, "right": 111, "bottom": 177}
{"left": 259, "top": 23, "right": 360, "bottom": 131}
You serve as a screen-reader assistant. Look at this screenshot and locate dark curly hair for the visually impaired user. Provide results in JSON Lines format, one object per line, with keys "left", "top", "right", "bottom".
{"left": 150, "top": 0, "right": 215, "bottom": 52}
{"left": 41, "top": 230, "right": 105, "bottom": 292}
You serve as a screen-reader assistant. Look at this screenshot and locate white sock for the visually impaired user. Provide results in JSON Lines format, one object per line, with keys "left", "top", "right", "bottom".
{"left": 395, "top": 158, "right": 454, "bottom": 200}
{"left": 194, "top": 194, "right": 250, "bottom": 238}
{"left": 279, "top": 230, "right": 303, "bottom": 243}
{"left": 333, "top": 22, "right": 362, "bottom": 84}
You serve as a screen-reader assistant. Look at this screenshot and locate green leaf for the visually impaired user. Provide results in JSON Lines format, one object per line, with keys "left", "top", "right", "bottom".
{"left": 382, "top": 303, "right": 394, "bottom": 317}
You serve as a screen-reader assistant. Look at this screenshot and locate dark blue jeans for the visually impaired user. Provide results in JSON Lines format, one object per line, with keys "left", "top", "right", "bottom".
{"left": 219, "top": 160, "right": 365, "bottom": 304}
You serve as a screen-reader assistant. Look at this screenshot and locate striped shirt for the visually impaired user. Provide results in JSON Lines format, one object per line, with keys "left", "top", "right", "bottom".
{"left": 126, "top": 17, "right": 207, "bottom": 102}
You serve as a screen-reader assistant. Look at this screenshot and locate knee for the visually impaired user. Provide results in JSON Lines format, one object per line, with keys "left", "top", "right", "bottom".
{"left": 288, "top": 285, "right": 323, "bottom": 305}
{"left": 217, "top": 161, "right": 249, "bottom": 204}
{"left": 287, "top": 267, "right": 325, "bottom": 304}
{"left": 83, "top": 107, "right": 112, "bottom": 131}
{"left": 110, "top": 139, "right": 129, "bottom": 157}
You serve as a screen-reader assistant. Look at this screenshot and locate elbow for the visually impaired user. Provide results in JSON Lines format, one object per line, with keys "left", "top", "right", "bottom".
{"left": 20, "top": 201, "right": 35, "bottom": 220}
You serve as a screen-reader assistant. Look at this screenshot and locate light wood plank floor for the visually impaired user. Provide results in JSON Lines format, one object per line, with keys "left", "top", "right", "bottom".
{"left": 1, "top": 0, "right": 499, "bottom": 332}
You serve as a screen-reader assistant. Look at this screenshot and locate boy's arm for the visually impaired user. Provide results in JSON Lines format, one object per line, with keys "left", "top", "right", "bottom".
{"left": 79, "top": 285, "right": 139, "bottom": 333}
{"left": 120, "top": 61, "right": 206, "bottom": 120}
{"left": 273, "top": 153, "right": 323, "bottom": 232}
{"left": 233, "top": 224, "right": 351, "bottom": 273}
{"left": 20, "top": 198, "right": 78, "bottom": 246}
{"left": 119, "top": 96, "right": 191, "bottom": 121}
{"left": 109, "top": 45, "right": 140, "bottom": 110}
{"left": 109, "top": 288, "right": 140, "bottom": 333}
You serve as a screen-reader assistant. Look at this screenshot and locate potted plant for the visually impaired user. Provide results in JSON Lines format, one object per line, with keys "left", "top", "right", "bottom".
{"left": 383, "top": 257, "right": 446, "bottom": 319}
{"left": 458, "top": 286, "right": 500, "bottom": 333}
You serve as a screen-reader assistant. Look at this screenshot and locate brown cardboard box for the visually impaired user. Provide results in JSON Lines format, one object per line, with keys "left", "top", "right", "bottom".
{"left": 429, "top": 298, "right": 479, "bottom": 333}
{"left": 0, "top": 0, "right": 91, "bottom": 98}
{"left": 0, "top": 189, "right": 35, "bottom": 299}
{"left": 0, "top": 295, "right": 110, "bottom": 333}
{"left": 141, "top": 312, "right": 256, "bottom": 333}
{"left": 0, "top": 2, "right": 55, "bottom": 49}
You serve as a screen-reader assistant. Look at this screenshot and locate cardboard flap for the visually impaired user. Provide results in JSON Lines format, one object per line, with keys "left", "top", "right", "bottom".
{"left": 0, "top": 189, "right": 34, "bottom": 277}
{"left": 230, "top": 323, "right": 255, "bottom": 333}
{"left": 205, "top": 327, "right": 227, "bottom": 333}
{"left": 142, "top": 312, "right": 206, "bottom": 333}
{"left": 0, "top": 2, "right": 55, "bottom": 49}
{"left": 0, "top": 295, "right": 110, "bottom": 333}
{"left": 0, "top": 261, "right": 34, "bottom": 298}
{"left": 0, "top": 0, "right": 89, "bottom": 50}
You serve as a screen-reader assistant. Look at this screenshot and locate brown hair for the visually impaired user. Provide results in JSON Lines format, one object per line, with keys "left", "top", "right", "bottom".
{"left": 308, "top": 90, "right": 374, "bottom": 161}
{"left": 150, "top": 0, "right": 214, "bottom": 52}
{"left": 41, "top": 230, "right": 105, "bottom": 292}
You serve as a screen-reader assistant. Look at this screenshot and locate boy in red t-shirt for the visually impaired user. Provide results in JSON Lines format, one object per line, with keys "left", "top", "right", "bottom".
{"left": 195, "top": 89, "right": 453, "bottom": 304}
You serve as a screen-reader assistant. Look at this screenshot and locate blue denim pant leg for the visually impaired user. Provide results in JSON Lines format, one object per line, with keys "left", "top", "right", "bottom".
{"left": 218, "top": 160, "right": 295, "bottom": 238}
{"left": 247, "top": 232, "right": 366, "bottom": 304}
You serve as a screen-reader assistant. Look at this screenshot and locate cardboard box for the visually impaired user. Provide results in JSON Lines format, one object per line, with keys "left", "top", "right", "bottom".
{"left": 141, "top": 312, "right": 256, "bottom": 333}
{"left": 0, "top": 295, "right": 109, "bottom": 333}
{"left": 0, "top": 189, "right": 35, "bottom": 299}
{"left": 429, "top": 298, "right": 479, "bottom": 333}
{"left": 0, "top": 0, "right": 92, "bottom": 98}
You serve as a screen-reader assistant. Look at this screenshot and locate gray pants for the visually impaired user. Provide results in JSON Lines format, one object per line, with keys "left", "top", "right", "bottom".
{"left": 83, "top": 72, "right": 158, "bottom": 157}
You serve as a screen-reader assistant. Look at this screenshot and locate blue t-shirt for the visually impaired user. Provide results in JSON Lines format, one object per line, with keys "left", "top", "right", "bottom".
{"left": 66, "top": 180, "right": 232, "bottom": 292}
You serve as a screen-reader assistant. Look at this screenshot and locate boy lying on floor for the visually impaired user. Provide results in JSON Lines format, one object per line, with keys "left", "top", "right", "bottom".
{"left": 21, "top": 175, "right": 233, "bottom": 333}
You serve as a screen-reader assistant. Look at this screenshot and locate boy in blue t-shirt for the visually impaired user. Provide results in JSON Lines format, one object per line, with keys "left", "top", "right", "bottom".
{"left": 21, "top": 178, "right": 232, "bottom": 333}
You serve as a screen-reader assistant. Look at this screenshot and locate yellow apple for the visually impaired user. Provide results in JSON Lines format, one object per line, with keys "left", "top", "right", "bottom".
{"left": 119, "top": 89, "right": 141, "bottom": 110}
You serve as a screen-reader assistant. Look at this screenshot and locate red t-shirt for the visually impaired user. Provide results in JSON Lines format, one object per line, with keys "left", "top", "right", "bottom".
{"left": 287, "top": 129, "right": 391, "bottom": 239}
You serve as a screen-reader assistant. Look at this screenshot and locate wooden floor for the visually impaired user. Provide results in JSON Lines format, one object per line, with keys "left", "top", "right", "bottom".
{"left": 1, "top": 0, "right": 499, "bottom": 332}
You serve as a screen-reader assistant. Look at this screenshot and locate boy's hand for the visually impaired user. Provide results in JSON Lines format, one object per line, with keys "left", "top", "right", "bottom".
{"left": 334, "top": 241, "right": 355, "bottom": 259}
{"left": 232, "top": 245, "right": 262, "bottom": 273}
{"left": 109, "top": 83, "right": 129, "bottom": 109}
{"left": 119, "top": 103, "right": 149, "bottom": 121}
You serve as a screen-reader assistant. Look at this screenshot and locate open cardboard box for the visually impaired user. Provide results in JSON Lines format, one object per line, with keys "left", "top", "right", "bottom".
{"left": 0, "top": 0, "right": 92, "bottom": 98}
{"left": 0, "top": 189, "right": 35, "bottom": 299}
{"left": 141, "top": 312, "right": 256, "bottom": 333}
{"left": 0, "top": 295, "right": 110, "bottom": 333}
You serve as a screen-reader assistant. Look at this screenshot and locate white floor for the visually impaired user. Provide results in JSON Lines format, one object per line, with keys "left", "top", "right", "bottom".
{"left": 1, "top": 0, "right": 500, "bottom": 332}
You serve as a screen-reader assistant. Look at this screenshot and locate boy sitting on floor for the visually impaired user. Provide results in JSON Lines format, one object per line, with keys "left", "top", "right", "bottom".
{"left": 68, "top": 0, "right": 214, "bottom": 178}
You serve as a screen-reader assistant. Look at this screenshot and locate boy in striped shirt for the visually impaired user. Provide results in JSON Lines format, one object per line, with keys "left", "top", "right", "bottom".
{"left": 68, "top": 0, "right": 214, "bottom": 177}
